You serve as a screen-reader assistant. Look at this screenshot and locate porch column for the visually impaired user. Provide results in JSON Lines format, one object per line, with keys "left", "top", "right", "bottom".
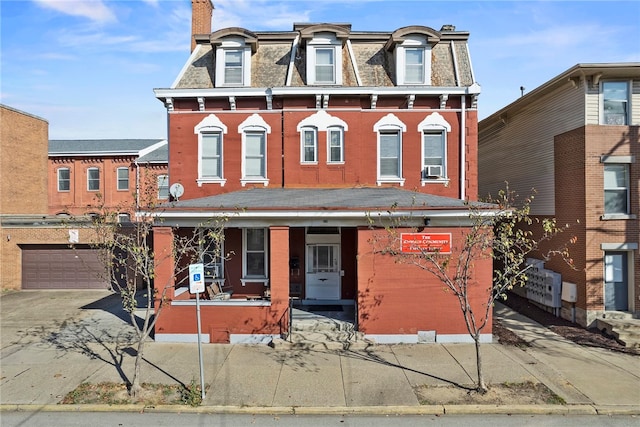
{"left": 153, "top": 226, "right": 175, "bottom": 300}
{"left": 269, "top": 226, "right": 289, "bottom": 305}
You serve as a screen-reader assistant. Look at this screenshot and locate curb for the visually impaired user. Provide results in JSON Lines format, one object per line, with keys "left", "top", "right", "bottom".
{"left": 2, "top": 404, "right": 639, "bottom": 416}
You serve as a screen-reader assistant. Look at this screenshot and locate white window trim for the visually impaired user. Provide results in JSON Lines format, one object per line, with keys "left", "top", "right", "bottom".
{"left": 242, "top": 228, "right": 268, "bottom": 280}
{"left": 306, "top": 32, "right": 343, "bottom": 85}
{"left": 327, "top": 126, "right": 345, "bottom": 164}
{"left": 214, "top": 38, "right": 251, "bottom": 87}
{"left": 600, "top": 80, "right": 630, "bottom": 126}
{"left": 374, "top": 114, "right": 406, "bottom": 186}
{"left": 195, "top": 114, "right": 227, "bottom": 187}
{"left": 87, "top": 167, "right": 100, "bottom": 192}
{"left": 418, "top": 112, "right": 451, "bottom": 186}
{"left": 57, "top": 167, "right": 70, "bottom": 192}
{"left": 297, "top": 110, "right": 348, "bottom": 164}
{"left": 395, "top": 36, "right": 432, "bottom": 86}
{"left": 602, "top": 163, "right": 634, "bottom": 219}
{"left": 239, "top": 114, "right": 271, "bottom": 187}
{"left": 300, "top": 127, "right": 318, "bottom": 164}
{"left": 157, "top": 174, "right": 169, "bottom": 200}
{"left": 116, "top": 167, "right": 129, "bottom": 191}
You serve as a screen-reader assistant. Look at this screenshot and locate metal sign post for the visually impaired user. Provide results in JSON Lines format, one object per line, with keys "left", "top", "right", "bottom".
{"left": 189, "top": 263, "right": 206, "bottom": 400}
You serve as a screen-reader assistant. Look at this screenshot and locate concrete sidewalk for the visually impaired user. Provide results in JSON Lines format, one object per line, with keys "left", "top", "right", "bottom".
{"left": 0, "top": 291, "right": 638, "bottom": 415}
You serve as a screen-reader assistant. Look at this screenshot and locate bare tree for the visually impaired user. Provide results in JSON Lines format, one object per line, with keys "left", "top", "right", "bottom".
{"left": 73, "top": 172, "right": 225, "bottom": 397}
{"left": 370, "top": 186, "right": 576, "bottom": 394}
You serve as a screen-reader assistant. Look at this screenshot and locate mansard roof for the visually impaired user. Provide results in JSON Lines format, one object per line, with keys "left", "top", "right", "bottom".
{"left": 167, "top": 22, "right": 476, "bottom": 91}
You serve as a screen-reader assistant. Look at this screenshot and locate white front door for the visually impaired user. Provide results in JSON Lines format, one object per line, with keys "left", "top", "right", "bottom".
{"left": 306, "top": 243, "right": 341, "bottom": 300}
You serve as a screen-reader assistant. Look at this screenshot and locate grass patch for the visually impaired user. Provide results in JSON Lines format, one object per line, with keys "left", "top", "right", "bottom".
{"left": 414, "top": 381, "right": 565, "bottom": 405}
{"left": 61, "top": 381, "right": 204, "bottom": 406}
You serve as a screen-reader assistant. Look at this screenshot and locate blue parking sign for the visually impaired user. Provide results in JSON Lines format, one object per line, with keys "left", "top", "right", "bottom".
{"left": 189, "top": 263, "right": 205, "bottom": 293}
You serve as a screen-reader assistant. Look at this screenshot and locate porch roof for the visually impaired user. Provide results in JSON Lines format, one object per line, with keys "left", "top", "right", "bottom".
{"left": 167, "top": 187, "right": 494, "bottom": 210}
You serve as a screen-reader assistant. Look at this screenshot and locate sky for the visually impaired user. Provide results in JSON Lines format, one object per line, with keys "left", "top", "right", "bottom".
{"left": 1, "top": 0, "right": 639, "bottom": 140}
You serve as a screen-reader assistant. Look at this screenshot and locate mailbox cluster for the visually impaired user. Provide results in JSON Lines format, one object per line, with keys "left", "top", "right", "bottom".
{"left": 524, "top": 258, "right": 563, "bottom": 313}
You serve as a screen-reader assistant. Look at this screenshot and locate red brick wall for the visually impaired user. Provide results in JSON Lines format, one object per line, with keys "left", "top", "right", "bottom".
{"left": 356, "top": 226, "right": 493, "bottom": 336}
{"left": 0, "top": 105, "right": 48, "bottom": 215}
{"left": 553, "top": 125, "right": 639, "bottom": 323}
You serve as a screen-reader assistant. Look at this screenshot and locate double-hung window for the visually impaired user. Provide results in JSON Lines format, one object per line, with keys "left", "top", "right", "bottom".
{"left": 244, "top": 228, "right": 267, "bottom": 278}
{"left": 87, "top": 167, "right": 100, "bottom": 191}
{"left": 213, "top": 36, "right": 252, "bottom": 87}
{"left": 404, "top": 47, "right": 425, "bottom": 84}
{"left": 374, "top": 113, "right": 406, "bottom": 185}
{"left": 306, "top": 32, "right": 342, "bottom": 85}
{"left": 602, "top": 81, "right": 629, "bottom": 125}
{"left": 117, "top": 167, "right": 129, "bottom": 191}
{"left": 315, "top": 48, "right": 335, "bottom": 84}
{"left": 422, "top": 131, "right": 446, "bottom": 179}
{"left": 224, "top": 50, "right": 243, "bottom": 85}
{"left": 157, "top": 174, "right": 169, "bottom": 199}
{"left": 244, "top": 132, "right": 266, "bottom": 178}
{"left": 379, "top": 131, "right": 402, "bottom": 179}
{"left": 301, "top": 127, "right": 317, "bottom": 163}
{"left": 57, "top": 168, "right": 70, "bottom": 192}
{"left": 604, "top": 164, "right": 629, "bottom": 215}
{"left": 202, "top": 132, "right": 223, "bottom": 179}
{"left": 195, "top": 114, "right": 227, "bottom": 186}
{"left": 394, "top": 35, "right": 431, "bottom": 85}
{"left": 327, "top": 127, "right": 344, "bottom": 163}
{"left": 239, "top": 114, "right": 271, "bottom": 186}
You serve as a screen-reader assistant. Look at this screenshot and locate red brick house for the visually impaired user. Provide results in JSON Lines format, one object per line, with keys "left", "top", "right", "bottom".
{"left": 151, "top": 0, "right": 492, "bottom": 344}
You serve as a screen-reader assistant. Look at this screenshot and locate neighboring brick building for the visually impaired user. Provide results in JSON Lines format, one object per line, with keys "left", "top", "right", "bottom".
{"left": 1, "top": 104, "right": 168, "bottom": 290}
{"left": 479, "top": 63, "right": 640, "bottom": 327}
{"left": 149, "top": 0, "right": 493, "bottom": 344}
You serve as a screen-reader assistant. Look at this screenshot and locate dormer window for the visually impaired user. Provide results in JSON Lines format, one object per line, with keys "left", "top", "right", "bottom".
{"left": 386, "top": 27, "right": 440, "bottom": 86}
{"left": 396, "top": 36, "right": 430, "bottom": 85}
{"left": 210, "top": 29, "right": 258, "bottom": 87}
{"left": 306, "top": 32, "right": 343, "bottom": 85}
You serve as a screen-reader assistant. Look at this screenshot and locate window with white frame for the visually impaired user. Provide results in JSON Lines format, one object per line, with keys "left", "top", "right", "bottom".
{"left": 214, "top": 37, "right": 252, "bottom": 87}
{"left": 327, "top": 127, "right": 344, "bottom": 163}
{"left": 244, "top": 131, "right": 266, "bottom": 178}
{"left": 201, "top": 132, "right": 223, "bottom": 179}
{"left": 306, "top": 33, "right": 342, "bottom": 85}
{"left": 239, "top": 114, "right": 271, "bottom": 186}
{"left": 57, "top": 168, "right": 70, "bottom": 192}
{"left": 243, "top": 228, "right": 267, "bottom": 278}
{"left": 301, "top": 127, "right": 318, "bottom": 163}
{"left": 395, "top": 35, "right": 431, "bottom": 85}
{"left": 87, "top": 167, "right": 100, "bottom": 191}
{"left": 195, "top": 114, "right": 227, "bottom": 186}
{"left": 157, "top": 174, "right": 169, "bottom": 199}
{"left": 422, "top": 131, "right": 446, "bottom": 179}
{"left": 602, "top": 81, "right": 629, "bottom": 125}
{"left": 374, "top": 113, "right": 406, "bottom": 185}
{"left": 379, "top": 131, "right": 402, "bottom": 179}
{"left": 117, "top": 167, "right": 129, "bottom": 191}
{"left": 604, "top": 164, "right": 629, "bottom": 215}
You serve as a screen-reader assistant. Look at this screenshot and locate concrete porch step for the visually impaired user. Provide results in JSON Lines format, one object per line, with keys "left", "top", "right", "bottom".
{"left": 271, "top": 330, "right": 373, "bottom": 350}
{"left": 595, "top": 318, "right": 640, "bottom": 349}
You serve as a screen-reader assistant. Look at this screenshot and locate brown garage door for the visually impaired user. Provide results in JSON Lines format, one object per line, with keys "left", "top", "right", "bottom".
{"left": 22, "top": 245, "right": 110, "bottom": 289}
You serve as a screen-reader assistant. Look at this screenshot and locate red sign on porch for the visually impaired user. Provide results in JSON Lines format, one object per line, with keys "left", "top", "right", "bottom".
{"left": 400, "top": 233, "right": 452, "bottom": 254}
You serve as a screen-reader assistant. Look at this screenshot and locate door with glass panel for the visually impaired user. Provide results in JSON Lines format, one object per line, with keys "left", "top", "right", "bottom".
{"left": 604, "top": 251, "right": 628, "bottom": 311}
{"left": 306, "top": 244, "right": 341, "bottom": 300}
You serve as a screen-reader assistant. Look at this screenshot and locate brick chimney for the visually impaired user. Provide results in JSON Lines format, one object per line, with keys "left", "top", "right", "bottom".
{"left": 191, "top": 0, "right": 213, "bottom": 52}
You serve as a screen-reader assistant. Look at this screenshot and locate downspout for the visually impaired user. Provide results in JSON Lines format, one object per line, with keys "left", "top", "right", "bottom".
{"left": 134, "top": 159, "right": 140, "bottom": 209}
{"left": 460, "top": 94, "right": 466, "bottom": 200}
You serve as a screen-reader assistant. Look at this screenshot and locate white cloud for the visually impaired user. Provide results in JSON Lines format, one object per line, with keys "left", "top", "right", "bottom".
{"left": 212, "top": 0, "right": 312, "bottom": 30}
{"left": 33, "top": 0, "right": 117, "bottom": 23}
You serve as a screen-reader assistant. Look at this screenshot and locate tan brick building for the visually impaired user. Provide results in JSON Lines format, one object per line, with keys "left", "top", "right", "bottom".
{"left": 479, "top": 64, "right": 640, "bottom": 327}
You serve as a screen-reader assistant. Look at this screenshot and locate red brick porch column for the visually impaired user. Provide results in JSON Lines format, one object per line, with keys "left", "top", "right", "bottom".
{"left": 269, "top": 226, "right": 289, "bottom": 307}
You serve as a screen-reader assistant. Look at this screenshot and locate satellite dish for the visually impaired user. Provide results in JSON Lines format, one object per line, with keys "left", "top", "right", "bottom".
{"left": 169, "top": 183, "right": 184, "bottom": 200}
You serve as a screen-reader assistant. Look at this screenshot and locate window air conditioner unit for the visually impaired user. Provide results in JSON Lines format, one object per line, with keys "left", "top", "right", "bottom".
{"left": 425, "top": 165, "right": 443, "bottom": 178}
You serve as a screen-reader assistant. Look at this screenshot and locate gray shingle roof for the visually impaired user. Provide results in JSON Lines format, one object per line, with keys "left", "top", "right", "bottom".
{"left": 137, "top": 144, "right": 168, "bottom": 163}
{"left": 49, "top": 139, "right": 165, "bottom": 155}
{"left": 170, "top": 187, "right": 492, "bottom": 210}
